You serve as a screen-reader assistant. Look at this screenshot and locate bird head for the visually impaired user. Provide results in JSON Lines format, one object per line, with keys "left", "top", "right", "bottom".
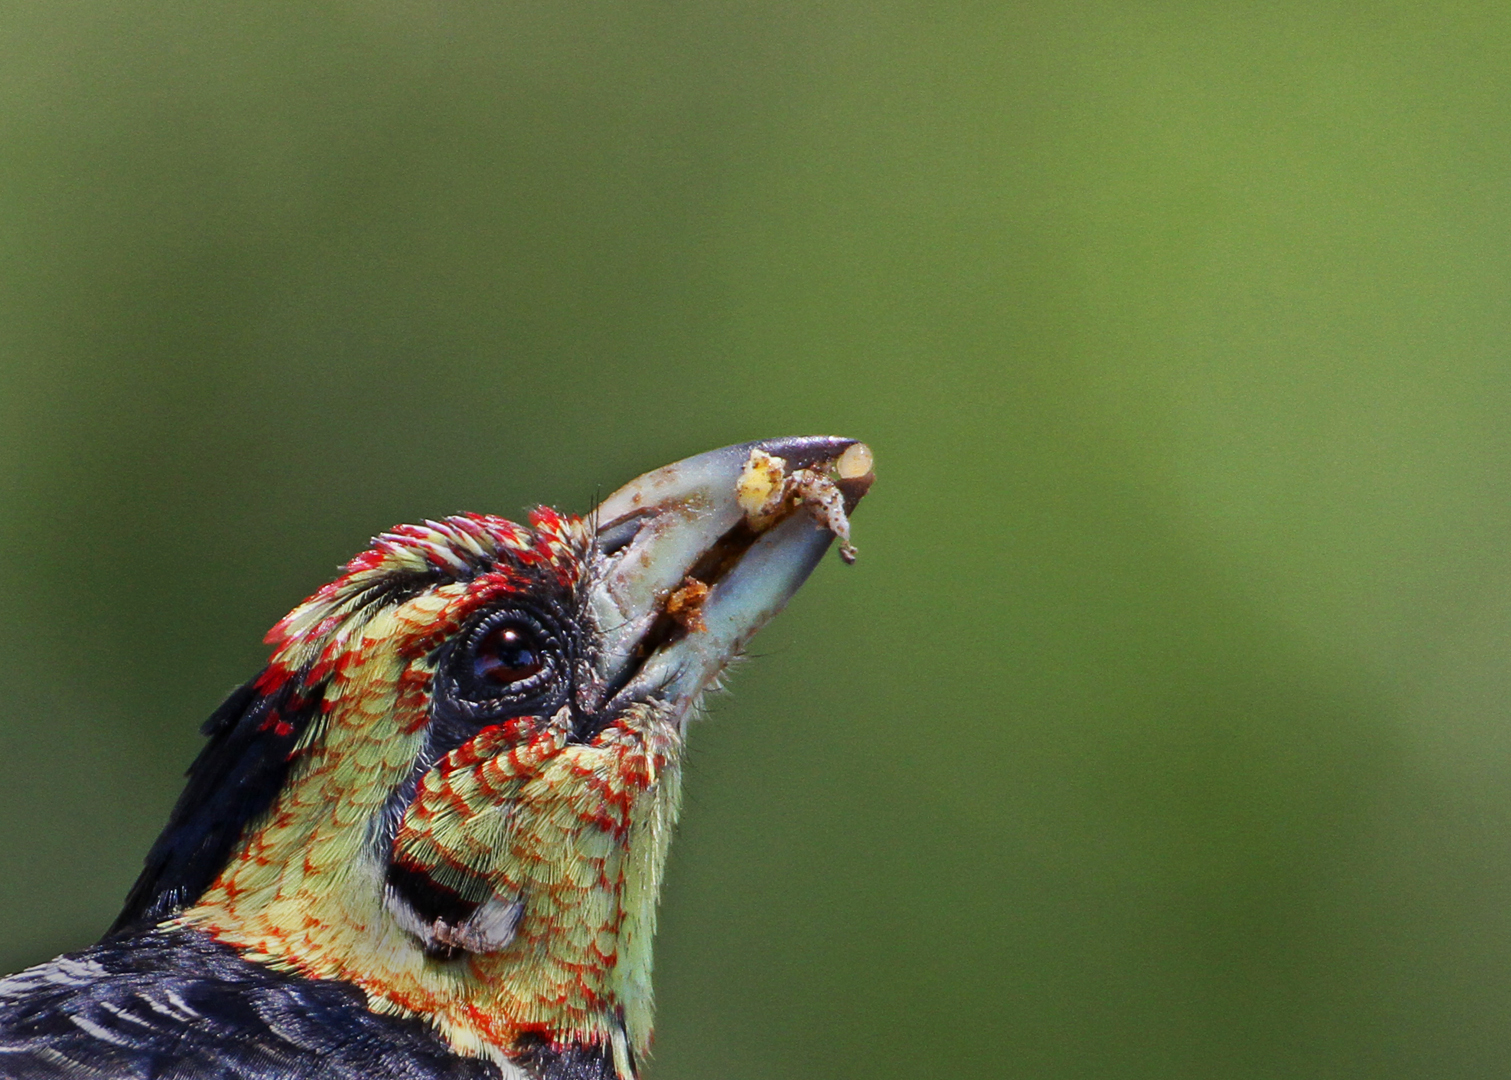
{"left": 110, "top": 436, "right": 873, "bottom": 1078}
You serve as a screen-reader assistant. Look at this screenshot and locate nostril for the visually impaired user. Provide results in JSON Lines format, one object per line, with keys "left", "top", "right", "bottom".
{"left": 595, "top": 510, "right": 651, "bottom": 557}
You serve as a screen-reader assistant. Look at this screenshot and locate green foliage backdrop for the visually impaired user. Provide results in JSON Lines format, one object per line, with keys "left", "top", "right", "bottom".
{"left": 2, "top": 3, "right": 1510, "bottom": 1076}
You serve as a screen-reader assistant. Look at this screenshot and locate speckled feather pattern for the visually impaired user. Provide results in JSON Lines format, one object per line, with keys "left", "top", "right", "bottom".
{"left": 173, "top": 510, "right": 682, "bottom": 1075}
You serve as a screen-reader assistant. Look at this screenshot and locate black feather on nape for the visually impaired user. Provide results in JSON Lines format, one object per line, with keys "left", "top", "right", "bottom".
{"left": 106, "top": 673, "right": 325, "bottom": 938}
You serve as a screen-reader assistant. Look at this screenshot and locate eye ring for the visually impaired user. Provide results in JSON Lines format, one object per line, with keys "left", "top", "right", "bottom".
{"left": 445, "top": 608, "right": 566, "bottom": 715}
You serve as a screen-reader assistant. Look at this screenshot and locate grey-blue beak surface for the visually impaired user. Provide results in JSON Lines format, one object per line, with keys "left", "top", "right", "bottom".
{"left": 588, "top": 436, "right": 874, "bottom": 718}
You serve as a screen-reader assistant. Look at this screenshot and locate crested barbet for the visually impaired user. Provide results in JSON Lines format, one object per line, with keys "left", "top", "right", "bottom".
{"left": 0, "top": 437, "right": 874, "bottom": 1080}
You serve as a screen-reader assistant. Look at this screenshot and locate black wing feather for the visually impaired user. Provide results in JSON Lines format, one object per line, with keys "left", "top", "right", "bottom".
{"left": 108, "top": 674, "right": 324, "bottom": 936}
{"left": 0, "top": 926, "right": 500, "bottom": 1078}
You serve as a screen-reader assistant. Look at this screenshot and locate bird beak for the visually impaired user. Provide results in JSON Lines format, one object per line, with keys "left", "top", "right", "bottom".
{"left": 586, "top": 436, "right": 874, "bottom": 718}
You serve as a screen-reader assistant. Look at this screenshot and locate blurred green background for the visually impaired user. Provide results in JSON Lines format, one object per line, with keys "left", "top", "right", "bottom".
{"left": 2, "top": 2, "right": 1510, "bottom": 1076}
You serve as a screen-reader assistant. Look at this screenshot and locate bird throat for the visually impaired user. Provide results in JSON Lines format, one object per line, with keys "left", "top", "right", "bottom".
{"left": 177, "top": 595, "right": 684, "bottom": 1077}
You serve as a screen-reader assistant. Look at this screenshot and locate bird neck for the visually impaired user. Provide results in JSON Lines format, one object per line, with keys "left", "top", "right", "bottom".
{"left": 176, "top": 607, "right": 684, "bottom": 1075}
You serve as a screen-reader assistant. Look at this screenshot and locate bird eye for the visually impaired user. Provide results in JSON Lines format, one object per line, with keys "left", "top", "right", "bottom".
{"left": 438, "top": 607, "right": 568, "bottom": 724}
{"left": 473, "top": 623, "right": 544, "bottom": 687}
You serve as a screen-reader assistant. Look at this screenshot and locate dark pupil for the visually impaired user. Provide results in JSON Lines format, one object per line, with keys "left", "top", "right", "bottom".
{"left": 474, "top": 625, "right": 544, "bottom": 686}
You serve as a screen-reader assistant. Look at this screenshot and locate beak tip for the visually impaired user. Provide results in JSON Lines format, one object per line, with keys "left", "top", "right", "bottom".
{"left": 591, "top": 435, "right": 874, "bottom": 693}
{"left": 833, "top": 442, "right": 875, "bottom": 511}
{"left": 752, "top": 435, "right": 862, "bottom": 474}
